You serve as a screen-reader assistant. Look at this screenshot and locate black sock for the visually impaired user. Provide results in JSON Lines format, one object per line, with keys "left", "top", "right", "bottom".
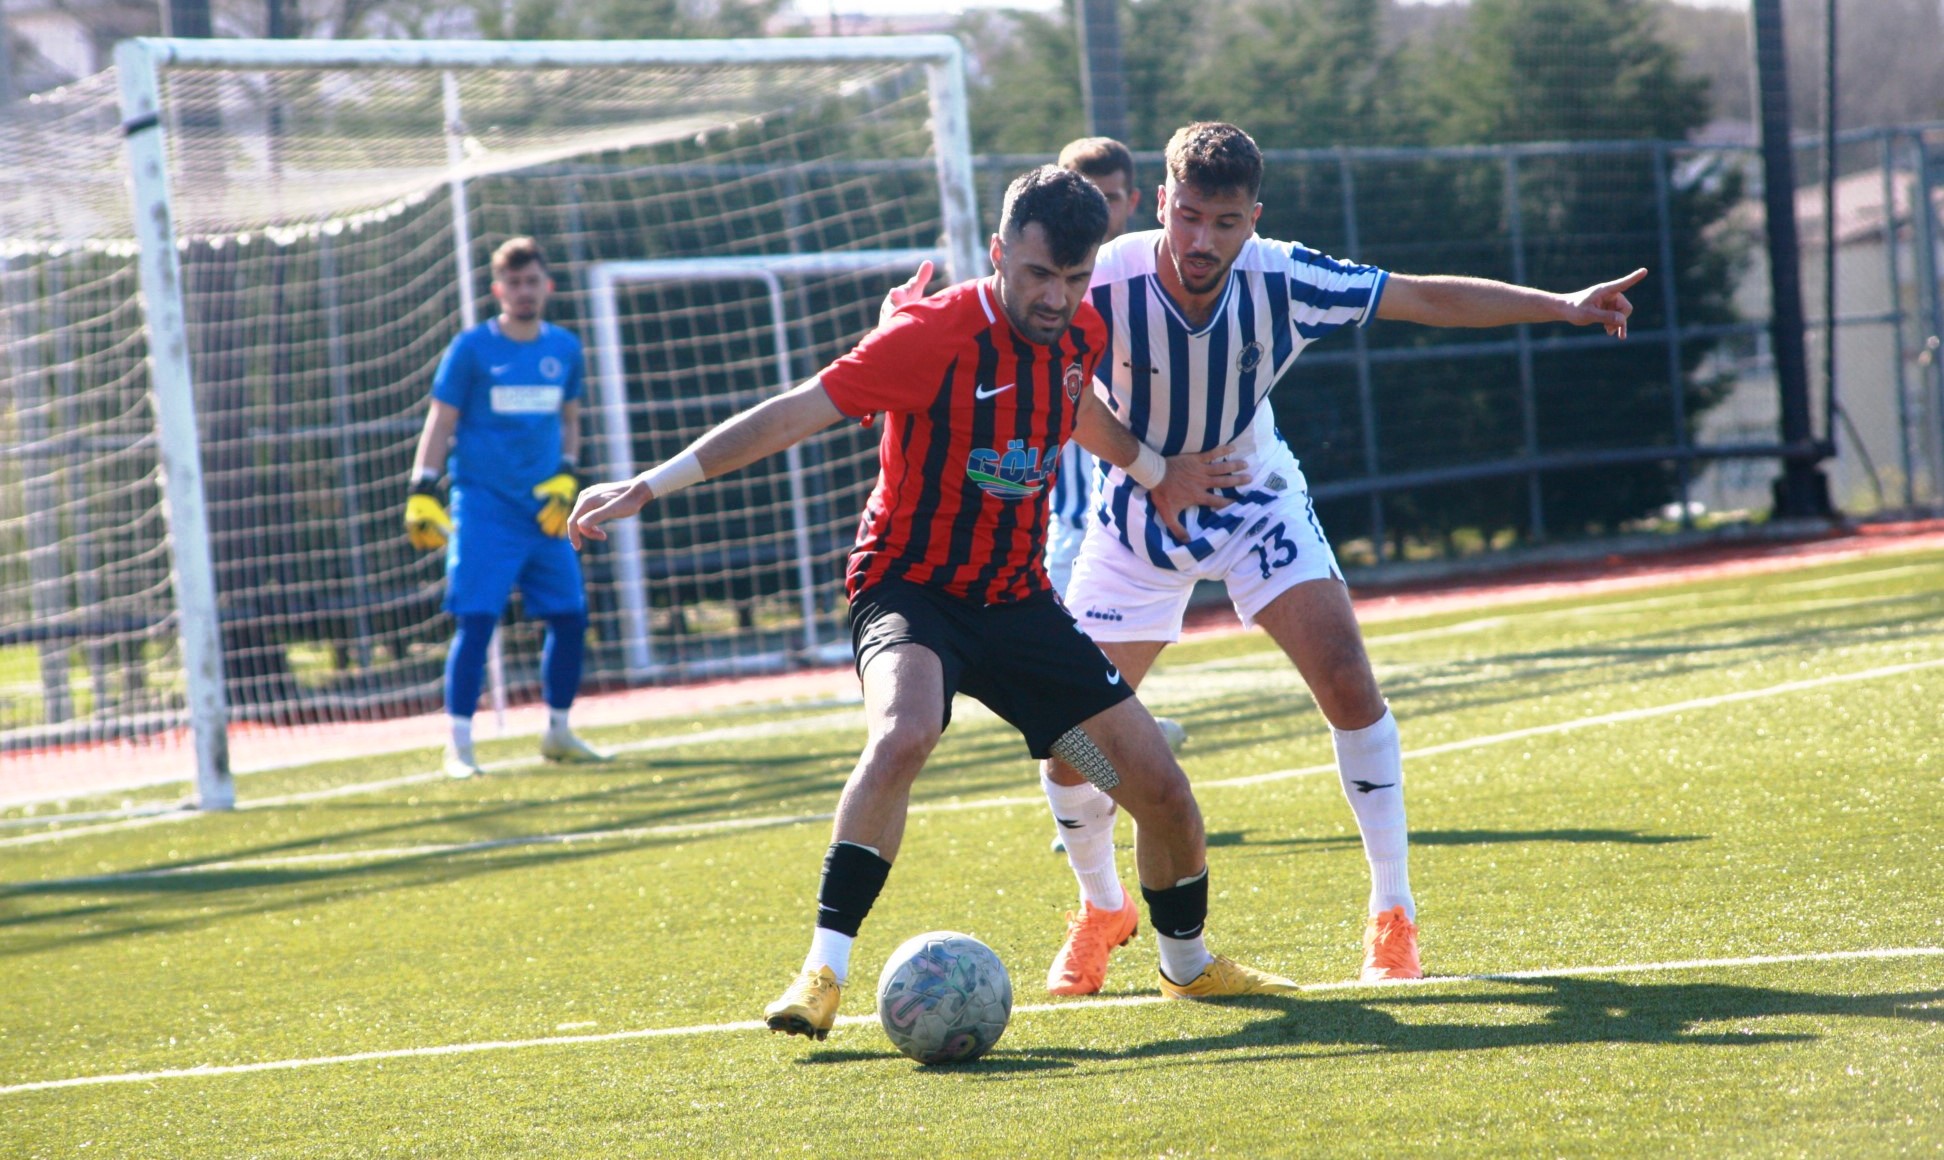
{"left": 815, "top": 841, "right": 892, "bottom": 936}
{"left": 1141, "top": 869, "right": 1209, "bottom": 943}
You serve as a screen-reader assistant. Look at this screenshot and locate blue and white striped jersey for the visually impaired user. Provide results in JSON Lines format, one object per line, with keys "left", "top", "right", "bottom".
{"left": 1087, "top": 230, "right": 1388, "bottom": 570}
{"left": 1048, "top": 439, "right": 1096, "bottom": 530}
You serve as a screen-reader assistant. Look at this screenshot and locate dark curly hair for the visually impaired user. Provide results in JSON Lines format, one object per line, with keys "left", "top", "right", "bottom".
{"left": 998, "top": 165, "right": 1110, "bottom": 268}
{"left": 1164, "top": 122, "right": 1263, "bottom": 200}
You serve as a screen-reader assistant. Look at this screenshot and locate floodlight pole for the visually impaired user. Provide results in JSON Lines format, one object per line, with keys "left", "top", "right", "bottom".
{"left": 1751, "top": 0, "right": 1833, "bottom": 518}
{"left": 115, "top": 40, "right": 235, "bottom": 810}
{"left": 1075, "top": 0, "right": 1129, "bottom": 141}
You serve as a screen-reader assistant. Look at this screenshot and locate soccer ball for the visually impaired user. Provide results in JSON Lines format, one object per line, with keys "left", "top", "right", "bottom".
{"left": 875, "top": 931, "right": 1012, "bottom": 1064}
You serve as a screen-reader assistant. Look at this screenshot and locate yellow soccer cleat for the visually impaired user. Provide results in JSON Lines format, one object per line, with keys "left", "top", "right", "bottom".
{"left": 532, "top": 466, "right": 579, "bottom": 538}
{"left": 764, "top": 966, "right": 842, "bottom": 1040}
{"left": 404, "top": 488, "right": 453, "bottom": 552}
{"left": 1159, "top": 955, "right": 1300, "bottom": 1000}
{"left": 1046, "top": 896, "right": 1138, "bottom": 996}
{"left": 1361, "top": 905, "right": 1423, "bottom": 983}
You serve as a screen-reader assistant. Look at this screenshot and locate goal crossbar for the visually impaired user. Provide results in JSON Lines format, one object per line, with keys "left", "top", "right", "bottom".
{"left": 126, "top": 35, "right": 966, "bottom": 71}
{"left": 103, "top": 37, "right": 979, "bottom": 808}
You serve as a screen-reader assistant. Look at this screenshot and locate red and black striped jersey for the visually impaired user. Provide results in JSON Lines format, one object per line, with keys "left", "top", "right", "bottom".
{"left": 819, "top": 277, "right": 1107, "bottom": 604}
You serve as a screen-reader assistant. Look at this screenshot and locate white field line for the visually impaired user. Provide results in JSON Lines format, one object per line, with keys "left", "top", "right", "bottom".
{"left": 16, "top": 653, "right": 1944, "bottom": 888}
{"left": 0, "top": 710, "right": 866, "bottom": 847}
{"left": 2, "top": 946, "right": 1936, "bottom": 1098}
{"left": 1215, "top": 654, "right": 1944, "bottom": 787}
{"left": 14, "top": 570, "right": 1937, "bottom": 839}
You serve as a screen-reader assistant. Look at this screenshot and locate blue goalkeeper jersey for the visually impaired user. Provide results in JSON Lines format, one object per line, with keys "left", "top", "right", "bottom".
{"left": 431, "top": 319, "right": 586, "bottom": 507}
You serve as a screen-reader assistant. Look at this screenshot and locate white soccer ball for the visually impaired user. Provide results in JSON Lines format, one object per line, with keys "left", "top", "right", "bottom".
{"left": 875, "top": 931, "right": 1012, "bottom": 1064}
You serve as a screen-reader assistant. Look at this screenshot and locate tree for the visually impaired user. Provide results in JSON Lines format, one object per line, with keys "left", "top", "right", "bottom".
{"left": 1350, "top": 0, "right": 1742, "bottom": 543}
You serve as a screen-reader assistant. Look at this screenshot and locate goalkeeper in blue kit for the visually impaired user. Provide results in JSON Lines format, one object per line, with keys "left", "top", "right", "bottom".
{"left": 405, "top": 236, "right": 607, "bottom": 778}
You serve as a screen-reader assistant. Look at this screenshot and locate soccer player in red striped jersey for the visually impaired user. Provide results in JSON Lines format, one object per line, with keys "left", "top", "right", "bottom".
{"left": 570, "top": 167, "right": 1300, "bottom": 1040}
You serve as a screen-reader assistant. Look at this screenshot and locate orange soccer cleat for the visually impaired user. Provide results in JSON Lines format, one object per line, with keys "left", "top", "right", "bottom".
{"left": 1361, "top": 905, "right": 1423, "bottom": 982}
{"left": 1045, "top": 896, "right": 1139, "bottom": 996}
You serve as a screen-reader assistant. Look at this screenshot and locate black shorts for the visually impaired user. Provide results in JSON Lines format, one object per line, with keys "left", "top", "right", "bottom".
{"left": 849, "top": 577, "right": 1135, "bottom": 759}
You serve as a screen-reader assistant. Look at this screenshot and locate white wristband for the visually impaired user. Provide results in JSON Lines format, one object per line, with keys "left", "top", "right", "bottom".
{"left": 1126, "top": 443, "right": 1167, "bottom": 490}
{"left": 641, "top": 450, "right": 705, "bottom": 499}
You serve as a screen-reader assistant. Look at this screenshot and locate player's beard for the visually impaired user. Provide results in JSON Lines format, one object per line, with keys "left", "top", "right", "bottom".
{"left": 1001, "top": 295, "right": 1075, "bottom": 346}
{"left": 1171, "top": 246, "right": 1231, "bottom": 296}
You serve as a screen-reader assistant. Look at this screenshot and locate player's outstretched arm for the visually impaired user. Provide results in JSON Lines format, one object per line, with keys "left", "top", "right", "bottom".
{"left": 1071, "top": 387, "right": 1251, "bottom": 543}
{"left": 568, "top": 380, "right": 844, "bottom": 550}
{"left": 1376, "top": 268, "right": 1648, "bottom": 338}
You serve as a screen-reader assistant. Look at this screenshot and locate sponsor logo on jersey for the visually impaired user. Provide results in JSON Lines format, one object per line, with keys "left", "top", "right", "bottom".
{"left": 1238, "top": 340, "right": 1265, "bottom": 374}
{"left": 1063, "top": 361, "right": 1086, "bottom": 401}
{"left": 1265, "top": 471, "right": 1288, "bottom": 493}
{"left": 538, "top": 356, "right": 565, "bottom": 381}
{"left": 489, "top": 385, "right": 564, "bottom": 414}
{"left": 965, "top": 439, "right": 1052, "bottom": 498}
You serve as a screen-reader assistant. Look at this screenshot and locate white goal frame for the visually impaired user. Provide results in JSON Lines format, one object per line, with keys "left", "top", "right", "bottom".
{"left": 113, "top": 36, "right": 981, "bottom": 809}
{"left": 586, "top": 249, "right": 946, "bottom": 679}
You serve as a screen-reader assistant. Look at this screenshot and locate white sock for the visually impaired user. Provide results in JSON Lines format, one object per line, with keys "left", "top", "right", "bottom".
{"left": 1155, "top": 932, "right": 1213, "bottom": 985}
{"left": 449, "top": 715, "right": 474, "bottom": 757}
{"left": 1041, "top": 766, "right": 1124, "bottom": 911}
{"left": 803, "top": 927, "right": 855, "bottom": 985}
{"left": 1332, "top": 706, "right": 1414, "bottom": 920}
{"left": 547, "top": 707, "right": 570, "bottom": 734}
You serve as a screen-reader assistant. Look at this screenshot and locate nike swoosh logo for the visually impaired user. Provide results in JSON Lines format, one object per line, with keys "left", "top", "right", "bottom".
{"left": 490, "top": 364, "right": 513, "bottom": 374}
{"left": 1351, "top": 779, "right": 1396, "bottom": 794}
{"left": 1169, "top": 927, "right": 1201, "bottom": 938}
{"left": 974, "top": 382, "right": 1015, "bottom": 400}
{"left": 1105, "top": 666, "right": 1121, "bottom": 685}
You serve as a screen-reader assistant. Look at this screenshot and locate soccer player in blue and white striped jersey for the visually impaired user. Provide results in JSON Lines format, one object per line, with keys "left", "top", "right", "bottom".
{"left": 1042, "top": 123, "right": 1648, "bottom": 993}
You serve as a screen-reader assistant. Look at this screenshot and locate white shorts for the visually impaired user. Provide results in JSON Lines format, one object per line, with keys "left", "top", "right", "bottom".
{"left": 1046, "top": 517, "right": 1087, "bottom": 597}
{"left": 1065, "top": 484, "right": 1341, "bottom": 643}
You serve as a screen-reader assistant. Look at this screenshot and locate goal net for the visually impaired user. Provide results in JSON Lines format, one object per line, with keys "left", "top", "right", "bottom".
{"left": 0, "top": 37, "right": 978, "bottom": 804}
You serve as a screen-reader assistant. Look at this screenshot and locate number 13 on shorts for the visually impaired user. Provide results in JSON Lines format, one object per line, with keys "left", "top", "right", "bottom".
{"left": 1249, "top": 521, "right": 1300, "bottom": 580}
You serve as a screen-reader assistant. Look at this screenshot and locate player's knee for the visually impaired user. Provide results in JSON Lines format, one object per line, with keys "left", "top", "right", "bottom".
{"left": 864, "top": 715, "right": 940, "bottom": 775}
{"left": 1312, "top": 648, "right": 1383, "bottom": 724}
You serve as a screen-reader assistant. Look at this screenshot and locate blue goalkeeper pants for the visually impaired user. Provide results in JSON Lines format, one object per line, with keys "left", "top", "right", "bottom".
{"left": 445, "top": 612, "right": 587, "bottom": 719}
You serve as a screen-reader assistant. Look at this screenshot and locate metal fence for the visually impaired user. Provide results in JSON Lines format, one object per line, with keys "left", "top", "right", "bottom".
{"left": 981, "top": 127, "right": 1944, "bottom": 556}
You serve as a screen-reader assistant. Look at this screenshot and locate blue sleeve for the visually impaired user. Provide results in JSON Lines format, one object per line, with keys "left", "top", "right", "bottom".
{"left": 431, "top": 332, "right": 473, "bottom": 409}
{"left": 1282, "top": 243, "right": 1390, "bottom": 334}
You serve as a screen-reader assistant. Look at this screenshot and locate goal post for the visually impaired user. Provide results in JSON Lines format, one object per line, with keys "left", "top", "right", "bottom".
{"left": 0, "top": 35, "right": 981, "bottom": 805}
{"left": 586, "top": 248, "right": 946, "bottom": 679}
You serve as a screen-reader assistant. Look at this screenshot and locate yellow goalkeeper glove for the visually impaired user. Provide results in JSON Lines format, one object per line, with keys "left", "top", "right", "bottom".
{"left": 404, "top": 481, "right": 452, "bottom": 552}
{"left": 532, "top": 462, "right": 580, "bottom": 539}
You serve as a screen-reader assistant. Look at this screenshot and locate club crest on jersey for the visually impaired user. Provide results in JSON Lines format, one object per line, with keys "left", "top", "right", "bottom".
{"left": 538, "top": 356, "right": 565, "bottom": 381}
{"left": 1238, "top": 341, "right": 1265, "bottom": 374}
{"left": 966, "top": 439, "right": 1052, "bottom": 499}
{"left": 1063, "top": 361, "right": 1086, "bottom": 402}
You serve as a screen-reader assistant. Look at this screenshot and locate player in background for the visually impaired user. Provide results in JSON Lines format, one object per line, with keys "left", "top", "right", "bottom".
{"left": 405, "top": 236, "right": 609, "bottom": 779}
{"left": 569, "top": 167, "right": 1294, "bottom": 1042}
{"left": 1043, "top": 122, "right": 1647, "bottom": 991}
{"left": 1045, "top": 137, "right": 1142, "bottom": 594}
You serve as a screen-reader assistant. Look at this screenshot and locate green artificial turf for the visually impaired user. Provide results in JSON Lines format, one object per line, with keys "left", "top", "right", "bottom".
{"left": 2, "top": 548, "right": 1939, "bottom": 1157}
